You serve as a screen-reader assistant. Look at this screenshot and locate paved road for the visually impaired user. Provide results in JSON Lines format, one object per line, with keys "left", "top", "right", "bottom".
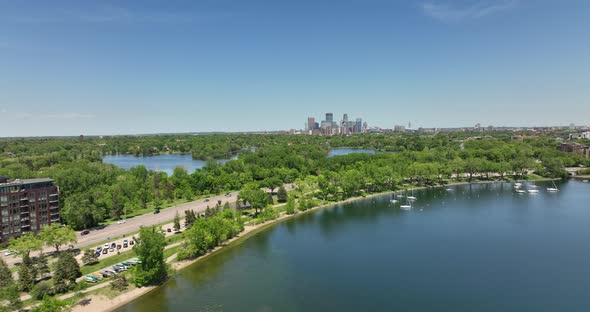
{"left": 3, "top": 185, "right": 294, "bottom": 267}
{"left": 3, "top": 191, "right": 240, "bottom": 267}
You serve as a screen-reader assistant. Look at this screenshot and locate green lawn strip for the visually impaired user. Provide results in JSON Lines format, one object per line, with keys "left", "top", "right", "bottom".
{"left": 81, "top": 250, "right": 136, "bottom": 275}
{"left": 164, "top": 245, "right": 182, "bottom": 259}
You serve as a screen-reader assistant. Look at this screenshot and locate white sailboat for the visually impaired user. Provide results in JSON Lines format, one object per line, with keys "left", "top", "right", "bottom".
{"left": 527, "top": 189, "right": 539, "bottom": 194}
{"left": 400, "top": 194, "right": 412, "bottom": 210}
{"left": 515, "top": 189, "right": 526, "bottom": 194}
{"left": 546, "top": 180, "right": 559, "bottom": 192}
{"left": 407, "top": 189, "right": 417, "bottom": 201}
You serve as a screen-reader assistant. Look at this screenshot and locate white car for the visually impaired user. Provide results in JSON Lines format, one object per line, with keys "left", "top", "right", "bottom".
{"left": 3, "top": 250, "right": 13, "bottom": 257}
{"left": 117, "top": 220, "right": 126, "bottom": 224}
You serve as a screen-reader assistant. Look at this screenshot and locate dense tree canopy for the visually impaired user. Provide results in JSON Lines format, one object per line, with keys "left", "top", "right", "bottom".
{"left": 1, "top": 131, "right": 586, "bottom": 230}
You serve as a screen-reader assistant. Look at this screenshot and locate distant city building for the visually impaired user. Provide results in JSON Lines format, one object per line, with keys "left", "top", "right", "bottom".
{"left": 307, "top": 117, "right": 316, "bottom": 131}
{"left": 569, "top": 131, "right": 590, "bottom": 140}
{"left": 394, "top": 125, "right": 406, "bottom": 132}
{"left": 355, "top": 118, "right": 362, "bottom": 133}
{"left": 0, "top": 177, "right": 60, "bottom": 242}
{"left": 326, "top": 113, "right": 333, "bottom": 123}
{"left": 306, "top": 112, "right": 365, "bottom": 136}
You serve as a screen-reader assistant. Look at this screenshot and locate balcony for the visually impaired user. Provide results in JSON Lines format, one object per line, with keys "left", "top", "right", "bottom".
{"left": 49, "top": 199, "right": 59, "bottom": 203}
{"left": 20, "top": 197, "right": 28, "bottom": 201}
{"left": 20, "top": 210, "right": 29, "bottom": 215}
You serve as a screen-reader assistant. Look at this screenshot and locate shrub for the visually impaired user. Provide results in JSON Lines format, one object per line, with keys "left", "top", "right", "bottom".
{"left": 32, "top": 281, "right": 54, "bottom": 300}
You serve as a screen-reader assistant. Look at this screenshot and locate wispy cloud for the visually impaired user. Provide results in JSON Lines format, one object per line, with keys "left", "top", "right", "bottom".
{"left": 422, "top": 0, "right": 518, "bottom": 23}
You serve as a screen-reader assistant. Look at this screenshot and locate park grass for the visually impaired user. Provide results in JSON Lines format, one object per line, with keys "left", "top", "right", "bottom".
{"left": 81, "top": 250, "right": 136, "bottom": 275}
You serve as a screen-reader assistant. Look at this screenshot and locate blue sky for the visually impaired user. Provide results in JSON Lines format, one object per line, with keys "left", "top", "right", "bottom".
{"left": 0, "top": 0, "right": 589, "bottom": 136}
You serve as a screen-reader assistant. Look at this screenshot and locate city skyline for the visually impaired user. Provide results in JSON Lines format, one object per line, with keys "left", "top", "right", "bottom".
{"left": 1, "top": 0, "right": 589, "bottom": 137}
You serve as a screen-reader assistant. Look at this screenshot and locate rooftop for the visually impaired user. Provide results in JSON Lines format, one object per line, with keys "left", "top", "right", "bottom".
{"left": 0, "top": 178, "right": 54, "bottom": 186}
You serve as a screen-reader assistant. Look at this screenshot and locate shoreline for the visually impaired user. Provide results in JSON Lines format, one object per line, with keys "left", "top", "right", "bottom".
{"left": 76, "top": 178, "right": 557, "bottom": 312}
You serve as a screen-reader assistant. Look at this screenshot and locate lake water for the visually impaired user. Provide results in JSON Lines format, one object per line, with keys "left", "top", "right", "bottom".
{"left": 328, "top": 148, "right": 376, "bottom": 157}
{"left": 102, "top": 154, "right": 233, "bottom": 176}
{"left": 117, "top": 180, "right": 590, "bottom": 312}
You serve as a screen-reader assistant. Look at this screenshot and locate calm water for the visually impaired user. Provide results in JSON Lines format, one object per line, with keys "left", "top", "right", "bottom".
{"left": 328, "top": 148, "right": 376, "bottom": 157}
{"left": 103, "top": 154, "right": 233, "bottom": 176}
{"left": 118, "top": 180, "right": 590, "bottom": 312}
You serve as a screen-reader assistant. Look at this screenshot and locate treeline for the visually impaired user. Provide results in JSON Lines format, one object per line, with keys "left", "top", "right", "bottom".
{"left": 1, "top": 132, "right": 587, "bottom": 230}
{"left": 177, "top": 208, "right": 243, "bottom": 260}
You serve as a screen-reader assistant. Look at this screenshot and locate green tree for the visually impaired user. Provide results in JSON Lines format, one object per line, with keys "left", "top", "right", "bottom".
{"left": 9, "top": 232, "right": 43, "bottom": 257}
{"left": 285, "top": 197, "right": 296, "bottom": 215}
{"left": 40, "top": 224, "right": 77, "bottom": 253}
{"left": 0, "top": 258, "right": 22, "bottom": 312}
{"left": 184, "top": 209, "right": 196, "bottom": 229}
{"left": 277, "top": 186, "right": 288, "bottom": 203}
{"left": 34, "top": 256, "right": 51, "bottom": 279}
{"left": 53, "top": 252, "right": 81, "bottom": 293}
{"left": 31, "top": 281, "right": 53, "bottom": 300}
{"left": 132, "top": 226, "right": 168, "bottom": 287}
{"left": 173, "top": 212, "right": 181, "bottom": 232}
{"left": 18, "top": 254, "right": 35, "bottom": 292}
{"left": 239, "top": 187, "right": 268, "bottom": 214}
{"left": 30, "top": 295, "right": 67, "bottom": 312}
{"left": 82, "top": 249, "right": 99, "bottom": 266}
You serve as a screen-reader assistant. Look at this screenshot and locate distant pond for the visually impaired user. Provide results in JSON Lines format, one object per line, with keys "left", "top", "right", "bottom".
{"left": 102, "top": 154, "right": 234, "bottom": 176}
{"left": 328, "top": 148, "right": 376, "bottom": 157}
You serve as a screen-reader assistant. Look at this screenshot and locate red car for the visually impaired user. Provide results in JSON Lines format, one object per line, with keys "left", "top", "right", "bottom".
{"left": 81, "top": 230, "right": 90, "bottom": 236}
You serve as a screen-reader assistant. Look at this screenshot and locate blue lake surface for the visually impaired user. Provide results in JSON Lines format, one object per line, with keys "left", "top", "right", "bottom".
{"left": 102, "top": 154, "right": 232, "bottom": 176}
{"left": 118, "top": 180, "right": 590, "bottom": 312}
{"left": 328, "top": 148, "right": 376, "bottom": 157}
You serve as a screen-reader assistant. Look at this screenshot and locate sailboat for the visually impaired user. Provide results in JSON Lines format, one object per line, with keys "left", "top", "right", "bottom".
{"left": 547, "top": 180, "right": 559, "bottom": 192}
{"left": 400, "top": 192, "right": 412, "bottom": 210}
{"left": 407, "top": 189, "right": 417, "bottom": 201}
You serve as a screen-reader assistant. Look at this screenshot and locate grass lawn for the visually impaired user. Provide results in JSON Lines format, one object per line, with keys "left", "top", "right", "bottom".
{"left": 81, "top": 250, "right": 136, "bottom": 275}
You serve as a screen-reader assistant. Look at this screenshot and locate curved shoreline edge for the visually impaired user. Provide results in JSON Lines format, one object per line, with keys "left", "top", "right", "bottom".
{"left": 81, "top": 179, "right": 555, "bottom": 312}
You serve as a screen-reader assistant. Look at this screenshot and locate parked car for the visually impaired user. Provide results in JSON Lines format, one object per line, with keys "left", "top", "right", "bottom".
{"left": 95, "top": 251, "right": 101, "bottom": 257}
{"left": 102, "top": 248, "right": 108, "bottom": 255}
{"left": 117, "top": 220, "right": 126, "bottom": 224}
{"left": 103, "top": 269, "right": 117, "bottom": 276}
{"left": 104, "top": 243, "right": 109, "bottom": 250}
{"left": 225, "top": 193, "right": 231, "bottom": 197}
{"left": 117, "top": 244, "right": 122, "bottom": 250}
{"left": 3, "top": 250, "right": 14, "bottom": 257}
{"left": 110, "top": 242, "right": 116, "bottom": 249}
{"left": 130, "top": 240, "right": 134, "bottom": 246}
{"left": 167, "top": 228, "right": 172, "bottom": 233}
{"left": 123, "top": 240, "right": 128, "bottom": 248}
{"left": 85, "top": 276, "right": 98, "bottom": 283}
{"left": 113, "top": 264, "right": 127, "bottom": 271}
{"left": 96, "top": 246, "right": 102, "bottom": 253}
{"left": 81, "top": 230, "right": 90, "bottom": 236}
{"left": 204, "top": 198, "right": 210, "bottom": 202}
